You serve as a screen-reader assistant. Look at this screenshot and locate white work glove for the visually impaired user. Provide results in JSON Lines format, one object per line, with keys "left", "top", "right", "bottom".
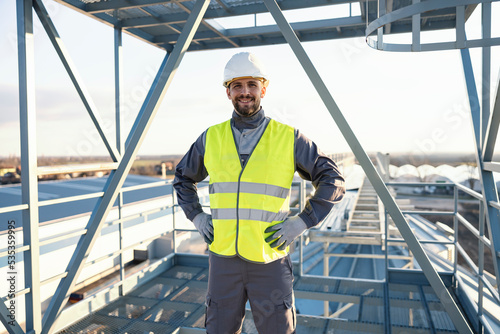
{"left": 265, "top": 216, "right": 307, "bottom": 251}
{"left": 192, "top": 212, "right": 214, "bottom": 245}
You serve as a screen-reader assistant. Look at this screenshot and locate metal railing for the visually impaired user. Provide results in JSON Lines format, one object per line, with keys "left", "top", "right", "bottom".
{"left": 0, "top": 175, "right": 178, "bottom": 333}
{"left": 386, "top": 181, "right": 500, "bottom": 333}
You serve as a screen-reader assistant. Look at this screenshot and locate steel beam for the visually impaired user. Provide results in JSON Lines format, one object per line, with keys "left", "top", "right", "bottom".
{"left": 40, "top": 1, "right": 211, "bottom": 333}
{"left": 114, "top": 25, "right": 126, "bottom": 293}
{"left": 215, "top": 0, "right": 231, "bottom": 13}
{"left": 86, "top": 0, "right": 187, "bottom": 13}
{"left": 482, "top": 58, "right": 500, "bottom": 161}
{"left": 0, "top": 298, "right": 25, "bottom": 334}
{"left": 153, "top": 16, "right": 364, "bottom": 44}
{"left": 263, "top": 0, "right": 473, "bottom": 332}
{"left": 461, "top": 46, "right": 482, "bottom": 147}
{"left": 120, "top": 0, "right": 365, "bottom": 28}
{"left": 17, "top": 0, "right": 41, "bottom": 333}
{"left": 95, "top": 0, "right": 352, "bottom": 16}
{"left": 115, "top": 26, "right": 123, "bottom": 155}
{"left": 481, "top": 1, "right": 491, "bottom": 147}
{"left": 456, "top": 6, "right": 466, "bottom": 49}
{"left": 483, "top": 161, "right": 500, "bottom": 172}
{"left": 411, "top": 0, "right": 421, "bottom": 52}
{"left": 461, "top": 48, "right": 500, "bottom": 292}
{"left": 172, "top": 0, "right": 239, "bottom": 48}
{"left": 33, "top": 0, "right": 120, "bottom": 162}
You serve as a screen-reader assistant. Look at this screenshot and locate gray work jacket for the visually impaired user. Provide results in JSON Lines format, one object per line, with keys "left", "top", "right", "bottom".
{"left": 173, "top": 108, "right": 345, "bottom": 228}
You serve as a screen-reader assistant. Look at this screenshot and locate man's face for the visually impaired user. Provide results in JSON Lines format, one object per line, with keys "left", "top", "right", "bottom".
{"left": 226, "top": 78, "right": 266, "bottom": 117}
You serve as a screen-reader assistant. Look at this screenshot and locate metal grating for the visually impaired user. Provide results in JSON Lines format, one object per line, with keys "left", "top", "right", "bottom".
{"left": 57, "top": 313, "right": 131, "bottom": 333}
{"left": 294, "top": 276, "right": 384, "bottom": 297}
{"left": 359, "top": 298, "right": 384, "bottom": 323}
{"left": 96, "top": 296, "right": 159, "bottom": 319}
{"left": 194, "top": 268, "right": 209, "bottom": 282}
{"left": 390, "top": 303, "right": 429, "bottom": 328}
{"left": 327, "top": 319, "right": 384, "bottom": 333}
{"left": 168, "top": 280, "right": 207, "bottom": 304}
{"left": 141, "top": 300, "right": 202, "bottom": 325}
{"left": 160, "top": 265, "right": 204, "bottom": 280}
{"left": 119, "top": 320, "right": 178, "bottom": 333}
{"left": 429, "top": 303, "right": 457, "bottom": 331}
{"left": 57, "top": 261, "right": 462, "bottom": 333}
{"left": 128, "top": 277, "right": 188, "bottom": 300}
{"left": 388, "top": 283, "right": 422, "bottom": 300}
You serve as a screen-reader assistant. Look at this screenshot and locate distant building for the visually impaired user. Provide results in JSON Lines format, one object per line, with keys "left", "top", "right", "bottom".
{"left": 155, "top": 161, "right": 175, "bottom": 178}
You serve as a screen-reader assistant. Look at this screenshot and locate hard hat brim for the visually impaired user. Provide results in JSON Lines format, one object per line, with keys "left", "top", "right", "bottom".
{"left": 223, "top": 76, "right": 269, "bottom": 88}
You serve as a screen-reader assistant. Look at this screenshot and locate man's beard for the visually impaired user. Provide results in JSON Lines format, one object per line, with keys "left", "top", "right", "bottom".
{"left": 233, "top": 97, "right": 261, "bottom": 117}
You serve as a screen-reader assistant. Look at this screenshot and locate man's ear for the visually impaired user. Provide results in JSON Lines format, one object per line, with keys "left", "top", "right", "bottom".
{"left": 226, "top": 87, "right": 231, "bottom": 99}
{"left": 261, "top": 86, "right": 267, "bottom": 98}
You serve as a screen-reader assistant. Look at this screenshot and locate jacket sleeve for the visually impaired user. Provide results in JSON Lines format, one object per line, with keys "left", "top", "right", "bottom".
{"left": 173, "top": 131, "right": 208, "bottom": 221}
{"left": 295, "top": 130, "right": 346, "bottom": 228}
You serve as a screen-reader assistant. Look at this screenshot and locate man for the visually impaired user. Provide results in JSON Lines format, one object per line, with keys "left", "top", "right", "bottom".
{"left": 174, "top": 52, "right": 345, "bottom": 334}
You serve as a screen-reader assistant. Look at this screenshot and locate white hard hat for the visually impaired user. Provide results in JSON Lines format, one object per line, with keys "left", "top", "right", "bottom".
{"left": 223, "top": 52, "right": 269, "bottom": 88}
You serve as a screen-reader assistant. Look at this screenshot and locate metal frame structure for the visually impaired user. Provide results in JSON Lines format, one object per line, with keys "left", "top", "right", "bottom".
{"left": 3, "top": 0, "right": 500, "bottom": 333}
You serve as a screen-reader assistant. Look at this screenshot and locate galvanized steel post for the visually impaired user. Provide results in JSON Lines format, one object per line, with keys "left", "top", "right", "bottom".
{"left": 481, "top": 1, "right": 491, "bottom": 146}
{"left": 453, "top": 186, "right": 458, "bottom": 277}
{"left": 114, "top": 25, "right": 126, "bottom": 292}
{"left": 18, "top": 0, "right": 42, "bottom": 332}
{"left": 478, "top": 199, "right": 485, "bottom": 333}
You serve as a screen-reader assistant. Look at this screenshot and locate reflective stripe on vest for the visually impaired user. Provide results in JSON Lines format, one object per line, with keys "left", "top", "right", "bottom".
{"left": 204, "top": 118, "right": 295, "bottom": 263}
{"left": 210, "top": 182, "right": 290, "bottom": 199}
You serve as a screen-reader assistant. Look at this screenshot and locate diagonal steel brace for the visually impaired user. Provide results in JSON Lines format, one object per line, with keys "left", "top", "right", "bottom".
{"left": 0, "top": 297, "right": 25, "bottom": 334}
{"left": 33, "top": 0, "right": 120, "bottom": 162}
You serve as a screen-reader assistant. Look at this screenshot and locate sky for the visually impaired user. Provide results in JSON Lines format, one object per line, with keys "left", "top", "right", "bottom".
{"left": 0, "top": 1, "right": 499, "bottom": 161}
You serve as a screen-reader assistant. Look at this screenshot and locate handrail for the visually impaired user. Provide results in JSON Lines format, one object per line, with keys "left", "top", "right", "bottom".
{"left": 455, "top": 183, "right": 484, "bottom": 200}
{"left": 457, "top": 243, "right": 500, "bottom": 304}
{"left": 386, "top": 182, "right": 455, "bottom": 186}
{"left": 384, "top": 180, "right": 500, "bottom": 332}
{"left": 0, "top": 203, "right": 29, "bottom": 214}
{"left": 456, "top": 213, "right": 492, "bottom": 247}
{"left": 38, "top": 192, "right": 104, "bottom": 207}
{"left": 401, "top": 210, "right": 455, "bottom": 216}
{"left": 37, "top": 162, "right": 119, "bottom": 176}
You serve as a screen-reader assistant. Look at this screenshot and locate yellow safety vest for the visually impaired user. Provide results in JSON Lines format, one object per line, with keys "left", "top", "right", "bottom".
{"left": 204, "top": 119, "right": 295, "bottom": 263}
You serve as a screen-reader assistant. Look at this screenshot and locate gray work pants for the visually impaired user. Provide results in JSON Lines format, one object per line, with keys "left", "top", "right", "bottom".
{"left": 205, "top": 252, "right": 296, "bottom": 334}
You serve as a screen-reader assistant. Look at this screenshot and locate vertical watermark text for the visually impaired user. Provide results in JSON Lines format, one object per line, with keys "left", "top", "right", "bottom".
{"left": 6, "top": 219, "right": 17, "bottom": 327}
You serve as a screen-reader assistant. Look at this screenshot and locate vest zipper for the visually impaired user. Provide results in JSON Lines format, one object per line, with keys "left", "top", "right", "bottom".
{"left": 231, "top": 119, "right": 270, "bottom": 257}
{"left": 235, "top": 167, "right": 244, "bottom": 256}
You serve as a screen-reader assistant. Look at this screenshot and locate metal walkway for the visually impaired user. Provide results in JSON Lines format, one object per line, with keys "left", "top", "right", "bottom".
{"left": 55, "top": 253, "right": 461, "bottom": 334}
{"left": 347, "top": 178, "right": 382, "bottom": 233}
{"left": 56, "top": 255, "right": 461, "bottom": 334}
